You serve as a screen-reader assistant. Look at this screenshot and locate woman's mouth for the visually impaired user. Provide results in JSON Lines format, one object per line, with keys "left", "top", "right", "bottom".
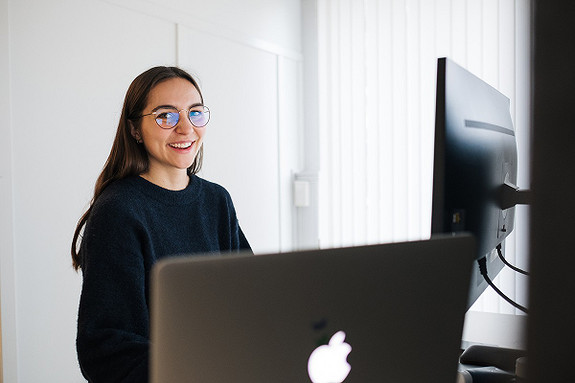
{"left": 169, "top": 141, "right": 193, "bottom": 149}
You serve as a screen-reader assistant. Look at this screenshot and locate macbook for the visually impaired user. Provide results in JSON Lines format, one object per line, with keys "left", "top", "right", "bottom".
{"left": 150, "top": 234, "right": 475, "bottom": 382}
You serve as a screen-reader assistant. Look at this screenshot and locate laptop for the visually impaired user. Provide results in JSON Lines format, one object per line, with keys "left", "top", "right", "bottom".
{"left": 150, "top": 234, "right": 475, "bottom": 383}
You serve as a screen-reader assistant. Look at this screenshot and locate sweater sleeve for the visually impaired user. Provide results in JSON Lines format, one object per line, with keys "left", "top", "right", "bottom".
{"left": 221, "top": 187, "right": 252, "bottom": 253}
{"left": 77, "top": 196, "right": 151, "bottom": 383}
{"left": 238, "top": 226, "right": 251, "bottom": 251}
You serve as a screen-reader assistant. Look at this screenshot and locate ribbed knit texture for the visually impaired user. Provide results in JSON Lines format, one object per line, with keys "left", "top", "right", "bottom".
{"left": 76, "top": 175, "right": 251, "bottom": 382}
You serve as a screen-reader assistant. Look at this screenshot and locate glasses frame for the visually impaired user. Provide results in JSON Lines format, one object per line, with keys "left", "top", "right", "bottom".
{"left": 137, "top": 105, "right": 210, "bottom": 129}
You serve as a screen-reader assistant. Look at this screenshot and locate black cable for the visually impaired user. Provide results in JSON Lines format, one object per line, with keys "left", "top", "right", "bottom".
{"left": 477, "top": 257, "right": 529, "bottom": 314}
{"left": 496, "top": 244, "right": 529, "bottom": 276}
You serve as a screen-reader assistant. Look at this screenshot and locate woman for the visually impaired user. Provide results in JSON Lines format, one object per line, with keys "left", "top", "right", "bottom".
{"left": 72, "top": 66, "right": 251, "bottom": 382}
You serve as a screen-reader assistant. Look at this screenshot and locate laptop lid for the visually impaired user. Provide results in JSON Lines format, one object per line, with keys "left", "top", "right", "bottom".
{"left": 150, "top": 234, "right": 475, "bottom": 383}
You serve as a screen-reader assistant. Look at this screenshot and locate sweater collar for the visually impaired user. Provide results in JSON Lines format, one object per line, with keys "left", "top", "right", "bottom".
{"left": 129, "top": 174, "right": 203, "bottom": 205}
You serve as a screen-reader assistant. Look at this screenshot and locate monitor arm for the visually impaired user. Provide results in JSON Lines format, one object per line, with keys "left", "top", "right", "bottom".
{"left": 498, "top": 181, "right": 532, "bottom": 210}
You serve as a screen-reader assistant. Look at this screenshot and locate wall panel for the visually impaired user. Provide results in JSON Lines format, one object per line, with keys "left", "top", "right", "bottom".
{"left": 178, "top": 25, "right": 282, "bottom": 253}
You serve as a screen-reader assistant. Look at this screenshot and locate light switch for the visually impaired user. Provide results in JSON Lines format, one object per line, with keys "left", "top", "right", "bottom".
{"left": 294, "top": 180, "right": 310, "bottom": 207}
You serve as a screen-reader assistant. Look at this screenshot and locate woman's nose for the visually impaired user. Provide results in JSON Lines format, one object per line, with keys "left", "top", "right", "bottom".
{"left": 174, "top": 110, "right": 194, "bottom": 133}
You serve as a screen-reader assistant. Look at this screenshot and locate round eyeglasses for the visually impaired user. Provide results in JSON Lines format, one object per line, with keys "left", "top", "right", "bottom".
{"left": 137, "top": 105, "right": 210, "bottom": 129}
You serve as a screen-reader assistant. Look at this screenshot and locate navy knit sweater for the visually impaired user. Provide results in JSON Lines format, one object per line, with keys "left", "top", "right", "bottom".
{"left": 76, "top": 175, "right": 251, "bottom": 382}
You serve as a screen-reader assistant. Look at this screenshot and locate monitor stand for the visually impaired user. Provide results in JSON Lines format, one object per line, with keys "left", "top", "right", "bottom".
{"left": 458, "top": 311, "right": 527, "bottom": 382}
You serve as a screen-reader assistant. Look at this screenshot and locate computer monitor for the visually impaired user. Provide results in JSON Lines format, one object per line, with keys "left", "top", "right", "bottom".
{"left": 431, "top": 57, "right": 523, "bottom": 308}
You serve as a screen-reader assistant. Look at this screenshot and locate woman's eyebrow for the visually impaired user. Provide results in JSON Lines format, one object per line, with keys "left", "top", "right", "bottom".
{"left": 151, "top": 104, "right": 178, "bottom": 112}
{"left": 151, "top": 103, "right": 204, "bottom": 112}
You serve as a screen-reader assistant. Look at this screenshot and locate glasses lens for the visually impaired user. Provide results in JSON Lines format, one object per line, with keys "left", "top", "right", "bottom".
{"left": 189, "top": 106, "right": 210, "bottom": 127}
{"left": 155, "top": 111, "right": 179, "bottom": 128}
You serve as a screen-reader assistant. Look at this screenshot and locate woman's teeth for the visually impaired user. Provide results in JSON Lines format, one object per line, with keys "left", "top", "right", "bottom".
{"left": 170, "top": 142, "right": 192, "bottom": 149}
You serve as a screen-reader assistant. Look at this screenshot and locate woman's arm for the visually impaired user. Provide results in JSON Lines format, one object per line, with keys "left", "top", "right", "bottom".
{"left": 76, "top": 197, "right": 151, "bottom": 383}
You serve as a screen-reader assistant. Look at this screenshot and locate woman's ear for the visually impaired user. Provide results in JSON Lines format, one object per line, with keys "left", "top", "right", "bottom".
{"left": 129, "top": 121, "right": 143, "bottom": 143}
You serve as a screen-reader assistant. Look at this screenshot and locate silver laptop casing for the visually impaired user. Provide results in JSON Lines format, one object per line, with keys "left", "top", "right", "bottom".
{"left": 151, "top": 234, "right": 474, "bottom": 383}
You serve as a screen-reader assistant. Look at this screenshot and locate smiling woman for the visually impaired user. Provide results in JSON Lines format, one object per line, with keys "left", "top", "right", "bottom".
{"left": 71, "top": 66, "right": 252, "bottom": 383}
{"left": 131, "top": 77, "right": 210, "bottom": 190}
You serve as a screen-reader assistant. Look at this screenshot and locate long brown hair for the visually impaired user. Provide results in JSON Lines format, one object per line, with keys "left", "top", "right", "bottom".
{"left": 71, "top": 66, "right": 205, "bottom": 271}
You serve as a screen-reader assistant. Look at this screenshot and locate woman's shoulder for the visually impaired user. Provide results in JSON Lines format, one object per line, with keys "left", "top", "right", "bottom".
{"left": 82, "top": 178, "right": 148, "bottom": 236}
{"left": 91, "top": 177, "right": 146, "bottom": 215}
{"left": 100, "top": 175, "right": 141, "bottom": 198}
{"left": 193, "top": 175, "right": 230, "bottom": 195}
{"left": 192, "top": 175, "right": 235, "bottom": 205}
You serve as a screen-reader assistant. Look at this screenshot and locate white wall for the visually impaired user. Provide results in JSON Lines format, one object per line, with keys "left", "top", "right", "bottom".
{"left": 0, "top": 0, "right": 302, "bottom": 381}
{"left": 0, "top": 0, "right": 16, "bottom": 381}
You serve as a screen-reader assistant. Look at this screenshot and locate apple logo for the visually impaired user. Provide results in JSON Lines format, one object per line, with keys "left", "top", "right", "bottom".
{"left": 307, "top": 331, "right": 352, "bottom": 383}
